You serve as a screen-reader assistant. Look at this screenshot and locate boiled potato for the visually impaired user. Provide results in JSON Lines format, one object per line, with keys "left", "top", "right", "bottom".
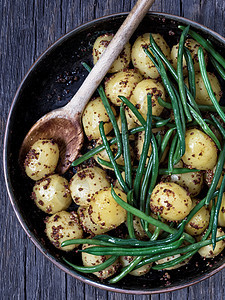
{"left": 184, "top": 71, "right": 222, "bottom": 105}
{"left": 171, "top": 39, "right": 208, "bottom": 75}
{"left": 93, "top": 33, "right": 131, "bottom": 73}
{"left": 82, "top": 97, "right": 116, "bottom": 140}
{"left": 205, "top": 165, "right": 225, "bottom": 188}
{"left": 197, "top": 228, "right": 225, "bottom": 258}
{"left": 32, "top": 174, "right": 72, "bottom": 214}
{"left": 24, "top": 139, "right": 59, "bottom": 180}
{"left": 45, "top": 211, "right": 83, "bottom": 251}
{"left": 135, "top": 130, "right": 152, "bottom": 161}
{"left": 169, "top": 170, "right": 203, "bottom": 197}
{"left": 130, "top": 79, "right": 166, "bottom": 121}
{"left": 182, "top": 129, "right": 217, "bottom": 170}
{"left": 77, "top": 206, "right": 109, "bottom": 236}
{"left": 150, "top": 182, "right": 192, "bottom": 221}
{"left": 117, "top": 106, "right": 139, "bottom": 132}
{"left": 132, "top": 216, "right": 148, "bottom": 239}
{"left": 104, "top": 69, "right": 142, "bottom": 106}
{"left": 82, "top": 244, "right": 120, "bottom": 279}
{"left": 69, "top": 167, "right": 110, "bottom": 207}
{"left": 131, "top": 33, "right": 170, "bottom": 79}
{"left": 209, "top": 193, "right": 225, "bottom": 227}
{"left": 156, "top": 254, "right": 191, "bottom": 270}
{"left": 120, "top": 256, "right": 152, "bottom": 276}
{"left": 185, "top": 199, "right": 210, "bottom": 236}
{"left": 89, "top": 187, "right": 127, "bottom": 230}
{"left": 94, "top": 136, "right": 133, "bottom": 169}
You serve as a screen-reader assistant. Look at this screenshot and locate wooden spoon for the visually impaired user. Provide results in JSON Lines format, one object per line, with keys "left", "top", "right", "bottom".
{"left": 19, "top": 0, "right": 155, "bottom": 174}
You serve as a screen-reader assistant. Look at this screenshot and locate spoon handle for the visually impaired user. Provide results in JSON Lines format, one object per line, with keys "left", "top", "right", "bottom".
{"left": 65, "top": 0, "right": 155, "bottom": 116}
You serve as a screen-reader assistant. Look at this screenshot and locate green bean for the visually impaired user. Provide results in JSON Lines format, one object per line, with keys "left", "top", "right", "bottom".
{"left": 149, "top": 34, "right": 201, "bottom": 115}
{"left": 204, "top": 199, "right": 215, "bottom": 241}
{"left": 171, "top": 82, "right": 186, "bottom": 134}
{"left": 168, "top": 133, "right": 178, "bottom": 174}
{"left": 127, "top": 190, "right": 136, "bottom": 239}
{"left": 198, "top": 105, "right": 225, "bottom": 113}
{"left": 159, "top": 127, "right": 176, "bottom": 160}
{"left": 210, "top": 114, "right": 225, "bottom": 137}
{"left": 176, "top": 26, "right": 192, "bottom": 121}
{"left": 179, "top": 26, "right": 225, "bottom": 69}
{"left": 134, "top": 234, "right": 225, "bottom": 270}
{"left": 155, "top": 117, "right": 171, "bottom": 128}
{"left": 212, "top": 175, "right": 225, "bottom": 249}
{"left": 140, "top": 154, "right": 153, "bottom": 212}
{"left": 150, "top": 47, "right": 186, "bottom": 158}
{"left": 188, "top": 104, "right": 221, "bottom": 150}
{"left": 111, "top": 185, "right": 195, "bottom": 243}
{"left": 81, "top": 236, "right": 185, "bottom": 256}
{"left": 120, "top": 104, "right": 132, "bottom": 189}
{"left": 210, "top": 55, "right": 225, "bottom": 80}
{"left": 71, "top": 126, "right": 145, "bottom": 167}
{"left": 119, "top": 96, "right": 146, "bottom": 127}
{"left": 184, "top": 46, "right": 196, "bottom": 99}
{"left": 158, "top": 168, "right": 200, "bottom": 175}
{"left": 157, "top": 97, "right": 172, "bottom": 109}
{"left": 96, "top": 157, "right": 124, "bottom": 171}
{"left": 205, "top": 143, "right": 225, "bottom": 205}
{"left": 143, "top": 48, "right": 160, "bottom": 73}
{"left": 99, "top": 122, "right": 129, "bottom": 193}
{"left": 82, "top": 62, "right": 122, "bottom": 160}
{"left": 133, "top": 95, "right": 152, "bottom": 200}
{"left": 61, "top": 239, "right": 115, "bottom": 247}
{"left": 109, "top": 256, "right": 143, "bottom": 283}
{"left": 198, "top": 47, "right": 225, "bottom": 123}
{"left": 62, "top": 256, "right": 118, "bottom": 273}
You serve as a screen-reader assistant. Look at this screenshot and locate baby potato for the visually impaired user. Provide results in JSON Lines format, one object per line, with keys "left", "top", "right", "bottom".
{"left": 208, "top": 193, "right": 225, "bottom": 227}
{"left": 45, "top": 211, "right": 83, "bottom": 251}
{"left": 156, "top": 254, "right": 191, "bottom": 270}
{"left": 77, "top": 206, "right": 109, "bottom": 236}
{"left": 89, "top": 187, "right": 127, "bottom": 230}
{"left": 132, "top": 216, "right": 148, "bottom": 239}
{"left": 150, "top": 182, "right": 192, "bottom": 221}
{"left": 182, "top": 129, "right": 218, "bottom": 170}
{"left": 131, "top": 33, "right": 170, "bottom": 79}
{"left": 82, "top": 97, "right": 116, "bottom": 140}
{"left": 24, "top": 139, "right": 59, "bottom": 181}
{"left": 82, "top": 244, "right": 120, "bottom": 279}
{"left": 184, "top": 71, "right": 222, "bottom": 105}
{"left": 197, "top": 228, "right": 225, "bottom": 258}
{"left": 171, "top": 38, "right": 208, "bottom": 75}
{"left": 185, "top": 199, "right": 210, "bottom": 236}
{"left": 117, "top": 106, "right": 139, "bottom": 132}
{"left": 120, "top": 256, "right": 152, "bottom": 276}
{"left": 69, "top": 167, "right": 110, "bottom": 207}
{"left": 94, "top": 136, "right": 133, "bottom": 169}
{"left": 92, "top": 33, "right": 131, "bottom": 73}
{"left": 205, "top": 165, "right": 225, "bottom": 188}
{"left": 136, "top": 130, "right": 152, "bottom": 161}
{"left": 104, "top": 69, "right": 142, "bottom": 106}
{"left": 32, "top": 174, "right": 72, "bottom": 214}
{"left": 130, "top": 79, "right": 165, "bottom": 121}
{"left": 169, "top": 171, "right": 203, "bottom": 197}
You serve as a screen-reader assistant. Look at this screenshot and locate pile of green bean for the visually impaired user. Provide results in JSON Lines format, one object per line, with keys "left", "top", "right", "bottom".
{"left": 62, "top": 26, "right": 225, "bottom": 283}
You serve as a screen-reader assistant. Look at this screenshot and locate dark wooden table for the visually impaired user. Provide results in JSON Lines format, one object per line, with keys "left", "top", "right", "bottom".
{"left": 1, "top": 0, "right": 225, "bottom": 299}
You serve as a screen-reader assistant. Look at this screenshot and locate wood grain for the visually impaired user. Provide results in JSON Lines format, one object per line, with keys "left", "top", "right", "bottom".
{"left": 1, "top": 0, "right": 225, "bottom": 299}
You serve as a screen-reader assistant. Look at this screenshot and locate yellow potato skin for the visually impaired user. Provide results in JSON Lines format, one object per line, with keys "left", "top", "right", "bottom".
{"left": 184, "top": 71, "right": 222, "bottom": 105}
{"left": 82, "top": 244, "right": 120, "bottom": 279}
{"left": 185, "top": 199, "right": 210, "bottom": 236}
{"left": 82, "top": 97, "right": 116, "bottom": 140}
{"left": 89, "top": 187, "right": 127, "bottom": 230}
{"left": 150, "top": 182, "right": 192, "bottom": 221}
{"left": 182, "top": 129, "right": 218, "bottom": 170}
{"left": 45, "top": 211, "right": 83, "bottom": 251}
{"left": 25, "top": 139, "right": 59, "bottom": 181}
{"left": 104, "top": 69, "right": 142, "bottom": 106}
{"left": 197, "top": 228, "right": 225, "bottom": 258}
{"left": 171, "top": 38, "right": 208, "bottom": 75}
{"left": 130, "top": 79, "right": 165, "bottom": 121}
{"left": 32, "top": 174, "right": 72, "bottom": 214}
{"left": 69, "top": 167, "right": 110, "bottom": 207}
{"left": 92, "top": 33, "right": 131, "bottom": 73}
{"left": 131, "top": 33, "right": 170, "bottom": 79}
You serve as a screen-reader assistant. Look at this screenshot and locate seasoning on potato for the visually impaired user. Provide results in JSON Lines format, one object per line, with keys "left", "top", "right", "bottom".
{"left": 24, "top": 139, "right": 59, "bottom": 180}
